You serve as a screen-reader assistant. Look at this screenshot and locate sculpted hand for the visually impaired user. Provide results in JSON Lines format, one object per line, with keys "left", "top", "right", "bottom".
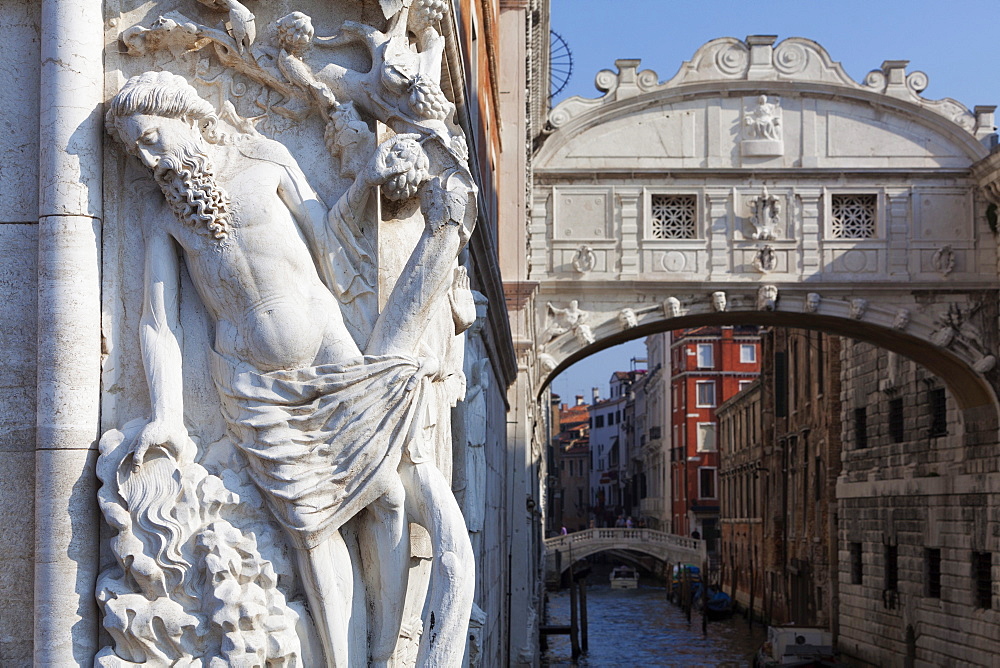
{"left": 449, "top": 266, "right": 477, "bottom": 334}
{"left": 405, "top": 355, "right": 442, "bottom": 392}
{"left": 130, "top": 419, "right": 193, "bottom": 472}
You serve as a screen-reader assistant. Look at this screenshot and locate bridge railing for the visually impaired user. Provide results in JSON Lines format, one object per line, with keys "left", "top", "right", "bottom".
{"left": 544, "top": 528, "right": 703, "bottom": 553}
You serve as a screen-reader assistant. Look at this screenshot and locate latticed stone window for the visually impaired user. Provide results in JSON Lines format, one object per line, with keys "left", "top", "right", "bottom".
{"left": 650, "top": 194, "right": 697, "bottom": 239}
{"left": 831, "top": 194, "right": 877, "bottom": 238}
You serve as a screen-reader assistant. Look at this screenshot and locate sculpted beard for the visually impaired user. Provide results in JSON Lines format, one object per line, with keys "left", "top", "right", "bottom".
{"left": 154, "top": 136, "right": 234, "bottom": 244}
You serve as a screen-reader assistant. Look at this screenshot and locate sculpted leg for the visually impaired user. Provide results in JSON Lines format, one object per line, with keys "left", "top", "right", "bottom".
{"left": 295, "top": 532, "right": 354, "bottom": 668}
{"left": 401, "top": 459, "right": 475, "bottom": 667}
{"left": 358, "top": 481, "right": 410, "bottom": 667}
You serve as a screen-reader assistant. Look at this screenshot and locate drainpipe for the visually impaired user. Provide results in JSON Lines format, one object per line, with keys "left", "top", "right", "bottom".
{"left": 35, "top": 0, "right": 104, "bottom": 664}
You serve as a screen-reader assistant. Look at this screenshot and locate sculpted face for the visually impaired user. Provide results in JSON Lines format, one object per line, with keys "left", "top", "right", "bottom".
{"left": 116, "top": 114, "right": 202, "bottom": 175}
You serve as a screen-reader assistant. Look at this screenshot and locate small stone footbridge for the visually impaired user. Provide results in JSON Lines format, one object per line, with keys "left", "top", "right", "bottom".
{"left": 544, "top": 528, "right": 707, "bottom": 582}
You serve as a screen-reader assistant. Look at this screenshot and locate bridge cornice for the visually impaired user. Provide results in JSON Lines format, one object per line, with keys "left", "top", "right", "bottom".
{"left": 540, "top": 36, "right": 993, "bottom": 167}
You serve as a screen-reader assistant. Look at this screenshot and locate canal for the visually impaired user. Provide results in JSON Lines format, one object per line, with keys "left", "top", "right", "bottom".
{"left": 541, "top": 580, "right": 766, "bottom": 667}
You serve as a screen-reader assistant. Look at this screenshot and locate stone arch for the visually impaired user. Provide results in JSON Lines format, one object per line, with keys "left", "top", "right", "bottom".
{"left": 557, "top": 545, "right": 671, "bottom": 575}
{"left": 536, "top": 288, "right": 999, "bottom": 420}
{"left": 531, "top": 38, "right": 1000, "bottom": 429}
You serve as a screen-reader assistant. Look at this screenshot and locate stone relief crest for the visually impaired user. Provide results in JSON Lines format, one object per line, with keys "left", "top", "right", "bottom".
{"left": 571, "top": 244, "right": 597, "bottom": 274}
{"left": 931, "top": 244, "right": 956, "bottom": 277}
{"left": 742, "top": 95, "right": 784, "bottom": 156}
{"left": 753, "top": 245, "right": 777, "bottom": 273}
{"left": 100, "top": 2, "right": 482, "bottom": 666}
{"left": 748, "top": 186, "right": 780, "bottom": 240}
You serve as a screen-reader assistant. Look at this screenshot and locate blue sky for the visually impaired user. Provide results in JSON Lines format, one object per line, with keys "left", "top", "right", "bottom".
{"left": 546, "top": 0, "right": 999, "bottom": 404}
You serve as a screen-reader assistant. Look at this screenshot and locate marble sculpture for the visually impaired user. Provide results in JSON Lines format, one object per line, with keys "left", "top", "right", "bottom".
{"left": 97, "top": 2, "right": 480, "bottom": 666}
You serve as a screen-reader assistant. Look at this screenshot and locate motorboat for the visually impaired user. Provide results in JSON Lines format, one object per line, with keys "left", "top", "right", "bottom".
{"left": 754, "top": 626, "right": 841, "bottom": 667}
{"left": 609, "top": 565, "right": 639, "bottom": 589}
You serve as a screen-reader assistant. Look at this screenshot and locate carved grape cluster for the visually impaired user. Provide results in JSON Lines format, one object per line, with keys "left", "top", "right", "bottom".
{"left": 413, "top": 0, "right": 448, "bottom": 24}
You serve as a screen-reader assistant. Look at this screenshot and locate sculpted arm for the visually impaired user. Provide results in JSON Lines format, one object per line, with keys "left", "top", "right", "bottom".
{"left": 132, "top": 226, "right": 192, "bottom": 470}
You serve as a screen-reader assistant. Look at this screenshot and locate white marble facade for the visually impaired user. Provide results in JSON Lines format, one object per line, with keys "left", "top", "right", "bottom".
{"left": 1, "top": 0, "right": 517, "bottom": 666}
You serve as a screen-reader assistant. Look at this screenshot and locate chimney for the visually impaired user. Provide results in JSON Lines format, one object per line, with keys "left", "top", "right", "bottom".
{"left": 575, "top": 394, "right": 584, "bottom": 406}
{"left": 592, "top": 387, "right": 600, "bottom": 404}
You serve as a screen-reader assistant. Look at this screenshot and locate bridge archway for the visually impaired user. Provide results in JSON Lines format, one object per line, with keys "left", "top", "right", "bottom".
{"left": 544, "top": 529, "right": 708, "bottom": 578}
{"left": 532, "top": 36, "right": 1000, "bottom": 425}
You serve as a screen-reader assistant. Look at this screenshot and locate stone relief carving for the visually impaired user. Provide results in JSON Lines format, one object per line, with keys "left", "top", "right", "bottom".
{"left": 663, "top": 296, "right": 682, "bottom": 318}
{"left": 742, "top": 95, "right": 783, "bottom": 156}
{"left": 932, "top": 303, "right": 997, "bottom": 372}
{"left": 804, "top": 292, "right": 822, "bottom": 313}
{"left": 893, "top": 308, "right": 911, "bottom": 331}
{"left": 537, "top": 353, "right": 558, "bottom": 375}
{"left": 571, "top": 244, "right": 597, "bottom": 274}
{"left": 100, "top": 2, "right": 480, "bottom": 665}
{"left": 931, "top": 244, "right": 956, "bottom": 277}
{"left": 757, "top": 285, "right": 778, "bottom": 311}
{"left": 850, "top": 298, "right": 868, "bottom": 320}
{"left": 748, "top": 187, "right": 779, "bottom": 240}
{"left": 711, "top": 291, "right": 727, "bottom": 312}
{"left": 618, "top": 307, "right": 638, "bottom": 330}
{"left": 753, "top": 245, "right": 777, "bottom": 273}
{"left": 545, "top": 300, "right": 595, "bottom": 345}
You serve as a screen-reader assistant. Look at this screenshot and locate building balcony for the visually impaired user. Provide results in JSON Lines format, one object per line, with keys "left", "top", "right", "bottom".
{"left": 639, "top": 497, "right": 663, "bottom": 514}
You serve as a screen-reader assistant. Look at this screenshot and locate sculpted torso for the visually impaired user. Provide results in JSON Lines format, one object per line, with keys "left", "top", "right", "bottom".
{"left": 171, "top": 150, "right": 362, "bottom": 371}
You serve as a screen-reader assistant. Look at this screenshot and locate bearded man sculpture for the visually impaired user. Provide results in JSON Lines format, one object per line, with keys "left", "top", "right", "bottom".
{"left": 103, "top": 70, "right": 475, "bottom": 667}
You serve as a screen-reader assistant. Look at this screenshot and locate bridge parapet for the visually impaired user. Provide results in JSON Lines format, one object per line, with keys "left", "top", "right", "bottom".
{"left": 544, "top": 528, "right": 707, "bottom": 579}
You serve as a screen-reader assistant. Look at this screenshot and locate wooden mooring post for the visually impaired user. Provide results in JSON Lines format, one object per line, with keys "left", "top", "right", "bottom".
{"left": 579, "top": 571, "right": 589, "bottom": 653}
{"left": 569, "top": 562, "right": 580, "bottom": 659}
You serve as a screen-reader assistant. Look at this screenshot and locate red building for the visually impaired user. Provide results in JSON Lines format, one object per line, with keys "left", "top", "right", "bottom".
{"left": 548, "top": 396, "right": 591, "bottom": 533}
{"left": 669, "top": 326, "right": 761, "bottom": 551}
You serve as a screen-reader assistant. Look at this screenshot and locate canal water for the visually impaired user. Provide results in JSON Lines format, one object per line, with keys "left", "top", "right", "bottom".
{"left": 541, "top": 582, "right": 766, "bottom": 667}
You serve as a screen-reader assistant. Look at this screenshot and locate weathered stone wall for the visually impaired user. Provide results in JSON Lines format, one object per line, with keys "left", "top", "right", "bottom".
{"left": 837, "top": 339, "right": 1000, "bottom": 665}
{"left": 0, "top": 0, "right": 40, "bottom": 663}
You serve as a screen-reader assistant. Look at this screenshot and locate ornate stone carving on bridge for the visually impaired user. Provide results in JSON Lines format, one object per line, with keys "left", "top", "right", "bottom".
{"left": 850, "top": 298, "right": 868, "bottom": 320}
{"left": 100, "top": 1, "right": 481, "bottom": 665}
{"left": 663, "top": 296, "right": 683, "bottom": 318}
{"left": 893, "top": 308, "right": 911, "bottom": 331}
{"left": 748, "top": 186, "right": 780, "bottom": 240}
{"left": 571, "top": 244, "right": 597, "bottom": 274}
{"left": 753, "top": 245, "right": 777, "bottom": 273}
{"left": 804, "top": 292, "right": 822, "bottom": 313}
{"left": 757, "top": 285, "right": 778, "bottom": 311}
{"left": 711, "top": 291, "right": 728, "bottom": 312}
{"left": 931, "top": 244, "right": 956, "bottom": 277}
{"left": 742, "top": 96, "right": 783, "bottom": 156}
{"left": 545, "top": 300, "right": 595, "bottom": 346}
{"left": 932, "top": 303, "right": 997, "bottom": 372}
{"left": 618, "top": 307, "right": 638, "bottom": 330}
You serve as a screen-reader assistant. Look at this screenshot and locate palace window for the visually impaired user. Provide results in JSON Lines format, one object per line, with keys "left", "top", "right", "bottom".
{"left": 850, "top": 542, "right": 863, "bottom": 584}
{"left": 831, "top": 194, "right": 877, "bottom": 238}
{"left": 929, "top": 388, "right": 947, "bottom": 437}
{"left": 854, "top": 407, "right": 868, "bottom": 449}
{"left": 650, "top": 194, "right": 697, "bottom": 239}
{"left": 889, "top": 398, "right": 905, "bottom": 443}
{"left": 974, "top": 551, "right": 993, "bottom": 609}
{"left": 925, "top": 548, "right": 941, "bottom": 598}
{"left": 885, "top": 544, "right": 898, "bottom": 592}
